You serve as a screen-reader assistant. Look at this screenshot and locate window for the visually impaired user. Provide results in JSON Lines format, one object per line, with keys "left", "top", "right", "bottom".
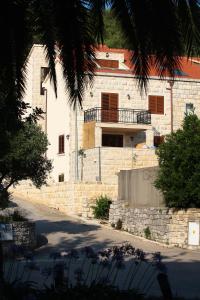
{"left": 101, "top": 93, "right": 118, "bottom": 122}
{"left": 58, "top": 174, "right": 64, "bottom": 182}
{"left": 186, "top": 103, "right": 194, "bottom": 115}
{"left": 40, "top": 67, "right": 49, "bottom": 95}
{"left": 102, "top": 134, "right": 123, "bottom": 147}
{"left": 97, "top": 59, "right": 119, "bottom": 69}
{"left": 149, "top": 96, "right": 164, "bottom": 114}
{"left": 154, "top": 136, "right": 164, "bottom": 147}
{"left": 58, "top": 135, "right": 65, "bottom": 154}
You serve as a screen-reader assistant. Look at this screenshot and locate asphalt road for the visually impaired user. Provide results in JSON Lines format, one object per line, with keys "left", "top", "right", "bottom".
{"left": 12, "top": 196, "right": 200, "bottom": 299}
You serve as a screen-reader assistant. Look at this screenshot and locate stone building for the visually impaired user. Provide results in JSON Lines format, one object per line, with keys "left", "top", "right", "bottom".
{"left": 24, "top": 44, "right": 200, "bottom": 185}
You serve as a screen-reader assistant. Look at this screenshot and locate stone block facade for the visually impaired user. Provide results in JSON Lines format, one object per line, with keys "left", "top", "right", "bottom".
{"left": 71, "top": 148, "right": 158, "bottom": 184}
{"left": 109, "top": 200, "right": 200, "bottom": 249}
{"left": 12, "top": 182, "right": 118, "bottom": 218}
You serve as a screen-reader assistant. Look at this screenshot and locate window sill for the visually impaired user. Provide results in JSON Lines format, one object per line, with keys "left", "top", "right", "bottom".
{"left": 57, "top": 153, "right": 65, "bottom": 156}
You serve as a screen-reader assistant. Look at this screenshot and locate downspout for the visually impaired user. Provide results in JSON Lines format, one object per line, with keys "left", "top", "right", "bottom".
{"left": 44, "top": 88, "right": 48, "bottom": 158}
{"left": 167, "top": 80, "right": 174, "bottom": 133}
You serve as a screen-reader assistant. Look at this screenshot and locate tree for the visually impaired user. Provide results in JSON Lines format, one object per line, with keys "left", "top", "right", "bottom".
{"left": 155, "top": 113, "right": 200, "bottom": 208}
{"left": 103, "top": 10, "right": 127, "bottom": 49}
{"left": 0, "top": 121, "right": 52, "bottom": 205}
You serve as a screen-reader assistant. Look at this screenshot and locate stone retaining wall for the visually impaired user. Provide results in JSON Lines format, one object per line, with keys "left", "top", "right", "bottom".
{"left": 12, "top": 222, "right": 36, "bottom": 248}
{"left": 12, "top": 182, "right": 118, "bottom": 218}
{"left": 3, "top": 221, "right": 36, "bottom": 255}
{"left": 109, "top": 200, "right": 200, "bottom": 249}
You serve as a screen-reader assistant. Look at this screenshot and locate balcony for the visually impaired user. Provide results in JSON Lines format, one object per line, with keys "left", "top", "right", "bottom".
{"left": 84, "top": 107, "right": 151, "bottom": 125}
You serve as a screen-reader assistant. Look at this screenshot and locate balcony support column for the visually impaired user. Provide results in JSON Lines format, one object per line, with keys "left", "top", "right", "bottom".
{"left": 146, "top": 129, "right": 154, "bottom": 147}
{"left": 95, "top": 126, "right": 102, "bottom": 147}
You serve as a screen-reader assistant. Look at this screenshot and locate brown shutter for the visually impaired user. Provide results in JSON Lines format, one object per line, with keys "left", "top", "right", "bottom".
{"left": 156, "top": 96, "right": 164, "bottom": 114}
{"left": 97, "top": 59, "right": 119, "bottom": 68}
{"left": 109, "top": 93, "right": 118, "bottom": 122}
{"left": 101, "top": 93, "right": 109, "bottom": 122}
{"left": 154, "top": 135, "right": 165, "bottom": 147}
{"left": 58, "top": 135, "right": 64, "bottom": 154}
{"left": 149, "top": 95, "right": 164, "bottom": 114}
{"left": 101, "top": 93, "right": 109, "bottom": 109}
{"left": 149, "top": 96, "right": 157, "bottom": 113}
{"left": 101, "top": 93, "right": 119, "bottom": 122}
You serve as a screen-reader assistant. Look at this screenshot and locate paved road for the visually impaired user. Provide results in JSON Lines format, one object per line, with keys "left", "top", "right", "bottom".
{"left": 12, "top": 197, "right": 200, "bottom": 298}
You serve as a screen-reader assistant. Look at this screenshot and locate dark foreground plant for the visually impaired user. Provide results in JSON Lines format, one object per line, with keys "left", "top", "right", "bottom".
{"left": 2, "top": 243, "right": 166, "bottom": 300}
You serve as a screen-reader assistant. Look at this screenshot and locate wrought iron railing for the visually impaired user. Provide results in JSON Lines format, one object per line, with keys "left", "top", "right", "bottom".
{"left": 84, "top": 107, "right": 151, "bottom": 125}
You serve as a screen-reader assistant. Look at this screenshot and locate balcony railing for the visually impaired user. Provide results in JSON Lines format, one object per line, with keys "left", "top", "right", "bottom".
{"left": 84, "top": 107, "right": 151, "bottom": 125}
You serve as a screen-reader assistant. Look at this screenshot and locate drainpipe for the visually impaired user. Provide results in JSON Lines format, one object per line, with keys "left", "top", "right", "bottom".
{"left": 74, "top": 94, "right": 79, "bottom": 181}
{"left": 98, "top": 146, "right": 101, "bottom": 182}
{"left": 167, "top": 80, "right": 174, "bottom": 133}
{"left": 44, "top": 88, "right": 48, "bottom": 136}
{"left": 43, "top": 88, "right": 48, "bottom": 158}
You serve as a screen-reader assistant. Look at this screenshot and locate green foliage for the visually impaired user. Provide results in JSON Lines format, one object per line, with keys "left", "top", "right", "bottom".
{"left": 92, "top": 195, "right": 112, "bottom": 220}
{"left": 144, "top": 227, "right": 151, "bottom": 239}
{"left": 0, "top": 122, "right": 52, "bottom": 194}
{"left": 103, "top": 10, "right": 128, "bottom": 49}
{"left": 116, "top": 219, "right": 123, "bottom": 230}
{"left": 155, "top": 113, "right": 200, "bottom": 208}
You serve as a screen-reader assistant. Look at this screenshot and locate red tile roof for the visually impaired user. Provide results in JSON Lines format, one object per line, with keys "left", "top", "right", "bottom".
{"left": 95, "top": 45, "right": 200, "bottom": 80}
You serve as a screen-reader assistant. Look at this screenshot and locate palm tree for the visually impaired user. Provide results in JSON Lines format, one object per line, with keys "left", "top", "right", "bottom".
{"left": 1, "top": 0, "right": 200, "bottom": 108}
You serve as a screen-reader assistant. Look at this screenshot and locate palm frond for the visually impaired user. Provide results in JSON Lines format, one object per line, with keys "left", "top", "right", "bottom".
{"left": 31, "top": 0, "right": 57, "bottom": 96}
{"left": 110, "top": 0, "right": 200, "bottom": 88}
{"left": 52, "top": 0, "right": 96, "bottom": 108}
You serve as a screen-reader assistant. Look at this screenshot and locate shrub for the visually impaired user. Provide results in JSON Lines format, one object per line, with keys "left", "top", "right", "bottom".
{"left": 92, "top": 195, "right": 112, "bottom": 220}
{"left": 144, "top": 227, "right": 151, "bottom": 239}
{"left": 116, "top": 219, "right": 122, "bottom": 230}
{"left": 155, "top": 113, "right": 200, "bottom": 208}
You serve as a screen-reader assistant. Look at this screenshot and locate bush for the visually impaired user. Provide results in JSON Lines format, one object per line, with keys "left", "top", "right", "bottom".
{"left": 92, "top": 195, "right": 112, "bottom": 220}
{"left": 155, "top": 113, "right": 200, "bottom": 208}
{"left": 144, "top": 227, "right": 151, "bottom": 239}
{"left": 116, "top": 219, "right": 122, "bottom": 230}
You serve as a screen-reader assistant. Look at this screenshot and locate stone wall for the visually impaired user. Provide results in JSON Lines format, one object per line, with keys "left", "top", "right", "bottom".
{"left": 12, "top": 182, "right": 118, "bottom": 218}
{"left": 12, "top": 221, "right": 36, "bottom": 248}
{"left": 109, "top": 200, "right": 200, "bottom": 249}
{"left": 71, "top": 148, "right": 158, "bottom": 184}
{"left": 3, "top": 221, "right": 36, "bottom": 255}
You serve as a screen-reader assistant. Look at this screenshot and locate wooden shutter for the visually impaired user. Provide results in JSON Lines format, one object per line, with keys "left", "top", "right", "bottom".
{"left": 58, "top": 135, "right": 64, "bottom": 154}
{"left": 149, "top": 95, "right": 164, "bottom": 114}
{"left": 97, "top": 59, "right": 119, "bottom": 68}
{"left": 156, "top": 96, "right": 164, "bottom": 114}
{"left": 149, "top": 96, "right": 157, "bottom": 113}
{"left": 101, "top": 93, "right": 118, "bottom": 122}
{"left": 101, "top": 93, "right": 109, "bottom": 122}
{"left": 154, "top": 135, "right": 165, "bottom": 147}
{"left": 109, "top": 93, "right": 118, "bottom": 122}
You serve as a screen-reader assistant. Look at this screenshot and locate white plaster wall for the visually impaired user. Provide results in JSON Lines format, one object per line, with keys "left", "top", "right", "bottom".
{"left": 23, "top": 45, "right": 48, "bottom": 130}
{"left": 44, "top": 62, "right": 70, "bottom": 182}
